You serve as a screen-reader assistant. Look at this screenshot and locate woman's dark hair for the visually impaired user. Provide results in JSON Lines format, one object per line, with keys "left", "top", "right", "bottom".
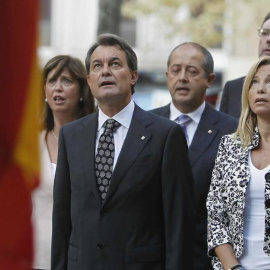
{"left": 42, "top": 55, "right": 95, "bottom": 131}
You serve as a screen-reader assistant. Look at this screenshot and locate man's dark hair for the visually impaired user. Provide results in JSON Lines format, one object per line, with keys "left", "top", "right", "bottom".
{"left": 167, "top": 42, "right": 214, "bottom": 78}
{"left": 85, "top": 33, "right": 138, "bottom": 94}
{"left": 261, "top": 12, "right": 270, "bottom": 27}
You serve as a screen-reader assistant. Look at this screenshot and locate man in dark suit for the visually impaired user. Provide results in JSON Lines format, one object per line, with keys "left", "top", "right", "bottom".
{"left": 220, "top": 11, "right": 270, "bottom": 118}
{"left": 219, "top": 76, "right": 245, "bottom": 118}
{"left": 51, "top": 34, "right": 195, "bottom": 270}
{"left": 150, "top": 42, "right": 238, "bottom": 270}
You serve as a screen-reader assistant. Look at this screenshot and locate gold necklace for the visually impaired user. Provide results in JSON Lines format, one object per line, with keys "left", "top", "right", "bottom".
{"left": 51, "top": 130, "right": 59, "bottom": 140}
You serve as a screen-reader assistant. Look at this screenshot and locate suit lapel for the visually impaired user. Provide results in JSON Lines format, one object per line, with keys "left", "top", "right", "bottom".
{"left": 189, "top": 105, "right": 219, "bottom": 166}
{"left": 103, "top": 105, "right": 152, "bottom": 206}
{"left": 78, "top": 113, "right": 102, "bottom": 203}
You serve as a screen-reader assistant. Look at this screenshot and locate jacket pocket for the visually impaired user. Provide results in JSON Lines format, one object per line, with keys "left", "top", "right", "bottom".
{"left": 133, "top": 244, "right": 164, "bottom": 262}
{"left": 68, "top": 244, "right": 78, "bottom": 262}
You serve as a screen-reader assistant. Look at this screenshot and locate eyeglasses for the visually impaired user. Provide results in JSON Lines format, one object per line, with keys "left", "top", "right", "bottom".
{"left": 258, "top": 28, "right": 270, "bottom": 37}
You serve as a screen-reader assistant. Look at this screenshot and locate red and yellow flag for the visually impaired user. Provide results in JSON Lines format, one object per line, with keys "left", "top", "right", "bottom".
{"left": 0, "top": 0, "right": 40, "bottom": 269}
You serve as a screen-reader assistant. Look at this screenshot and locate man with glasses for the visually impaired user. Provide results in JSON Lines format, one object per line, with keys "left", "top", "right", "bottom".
{"left": 220, "top": 12, "right": 270, "bottom": 118}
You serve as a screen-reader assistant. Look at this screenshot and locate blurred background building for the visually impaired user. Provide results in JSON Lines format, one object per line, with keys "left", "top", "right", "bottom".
{"left": 38, "top": 0, "right": 269, "bottom": 110}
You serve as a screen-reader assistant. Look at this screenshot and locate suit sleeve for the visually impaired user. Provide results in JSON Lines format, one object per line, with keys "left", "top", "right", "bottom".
{"left": 51, "top": 127, "right": 71, "bottom": 270}
{"left": 162, "top": 124, "right": 195, "bottom": 270}
{"left": 219, "top": 82, "right": 229, "bottom": 113}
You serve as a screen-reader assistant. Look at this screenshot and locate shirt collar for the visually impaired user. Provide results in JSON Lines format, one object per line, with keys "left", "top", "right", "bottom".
{"left": 235, "top": 125, "right": 260, "bottom": 150}
{"left": 97, "top": 100, "right": 135, "bottom": 131}
{"left": 170, "top": 101, "right": 206, "bottom": 124}
{"left": 248, "top": 125, "right": 260, "bottom": 149}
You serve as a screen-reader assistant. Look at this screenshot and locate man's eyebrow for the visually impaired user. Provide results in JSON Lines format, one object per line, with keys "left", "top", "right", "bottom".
{"left": 109, "top": 56, "right": 121, "bottom": 62}
{"left": 91, "top": 59, "right": 101, "bottom": 64}
{"left": 170, "top": 64, "right": 197, "bottom": 68}
{"left": 170, "top": 64, "right": 181, "bottom": 68}
{"left": 186, "top": 65, "right": 198, "bottom": 69}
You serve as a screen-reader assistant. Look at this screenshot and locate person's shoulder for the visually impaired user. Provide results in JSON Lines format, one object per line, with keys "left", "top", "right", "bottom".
{"left": 206, "top": 104, "right": 238, "bottom": 122}
{"left": 220, "top": 132, "right": 237, "bottom": 148}
{"left": 39, "top": 129, "right": 47, "bottom": 139}
{"left": 205, "top": 105, "right": 238, "bottom": 132}
{"left": 149, "top": 104, "right": 170, "bottom": 115}
{"left": 215, "top": 109, "right": 238, "bottom": 125}
{"left": 62, "top": 112, "right": 97, "bottom": 131}
{"left": 224, "top": 76, "right": 245, "bottom": 87}
{"left": 141, "top": 109, "right": 185, "bottom": 141}
{"left": 149, "top": 111, "right": 176, "bottom": 126}
{"left": 215, "top": 133, "right": 238, "bottom": 160}
{"left": 135, "top": 104, "right": 177, "bottom": 128}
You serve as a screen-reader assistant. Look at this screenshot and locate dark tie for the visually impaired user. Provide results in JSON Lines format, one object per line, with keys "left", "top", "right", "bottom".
{"left": 177, "top": 115, "right": 192, "bottom": 144}
{"left": 95, "top": 119, "right": 120, "bottom": 202}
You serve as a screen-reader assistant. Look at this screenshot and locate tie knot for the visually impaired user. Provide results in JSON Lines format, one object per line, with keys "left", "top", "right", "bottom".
{"left": 103, "top": 119, "right": 120, "bottom": 133}
{"left": 178, "top": 115, "right": 192, "bottom": 127}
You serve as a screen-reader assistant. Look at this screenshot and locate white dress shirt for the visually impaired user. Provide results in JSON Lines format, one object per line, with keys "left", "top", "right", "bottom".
{"left": 96, "top": 100, "right": 135, "bottom": 169}
{"left": 239, "top": 152, "right": 270, "bottom": 269}
{"left": 169, "top": 101, "right": 205, "bottom": 146}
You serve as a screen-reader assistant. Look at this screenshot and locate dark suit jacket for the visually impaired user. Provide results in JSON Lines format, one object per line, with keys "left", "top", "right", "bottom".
{"left": 219, "top": 76, "right": 245, "bottom": 119}
{"left": 150, "top": 103, "right": 238, "bottom": 270}
{"left": 51, "top": 105, "right": 195, "bottom": 270}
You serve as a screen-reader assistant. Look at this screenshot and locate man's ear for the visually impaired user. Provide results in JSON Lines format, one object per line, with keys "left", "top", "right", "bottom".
{"left": 206, "top": 73, "right": 216, "bottom": 88}
{"left": 131, "top": 70, "right": 138, "bottom": 85}
{"left": 87, "top": 75, "right": 91, "bottom": 87}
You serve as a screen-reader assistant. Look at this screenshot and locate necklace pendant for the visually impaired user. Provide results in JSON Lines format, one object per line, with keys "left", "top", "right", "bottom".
{"left": 52, "top": 130, "right": 59, "bottom": 140}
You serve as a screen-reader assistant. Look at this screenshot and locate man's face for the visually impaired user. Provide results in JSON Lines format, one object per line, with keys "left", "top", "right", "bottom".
{"left": 166, "top": 45, "right": 215, "bottom": 113}
{"left": 87, "top": 45, "right": 138, "bottom": 107}
{"left": 259, "top": 18, "right": 270, "bottom": 57}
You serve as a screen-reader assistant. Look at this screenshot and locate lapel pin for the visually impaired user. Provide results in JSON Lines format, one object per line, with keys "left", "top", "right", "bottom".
{"left": 141, "top": 136, "right": 145, "bottom": 140}
{"left": 208, "top": 130, "right": 212, "bottom": 134}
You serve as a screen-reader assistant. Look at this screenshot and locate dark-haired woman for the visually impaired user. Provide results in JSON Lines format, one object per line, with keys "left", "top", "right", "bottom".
{"left": 32, "top": 55, "right": 95, "bottom": 269}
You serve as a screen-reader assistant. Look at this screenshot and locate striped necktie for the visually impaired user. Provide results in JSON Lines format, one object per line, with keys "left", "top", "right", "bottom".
{"left": 177, "top": 114, "right": 192, "bottom": 145}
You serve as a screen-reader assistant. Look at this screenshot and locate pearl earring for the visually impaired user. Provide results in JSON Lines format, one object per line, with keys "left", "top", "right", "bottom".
{"left": 45, "top": 98, "right": 48, "bottom": 102}
{"left": 80, "top": 97, "right": 83, "bottom": 102}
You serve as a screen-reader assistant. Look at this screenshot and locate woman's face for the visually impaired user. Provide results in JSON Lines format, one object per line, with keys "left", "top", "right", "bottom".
{"left": 45, "top": 67, "right": 81, "bottom": 117}
{"left": 249, "top": 64, "right": 270, "bottom": 118}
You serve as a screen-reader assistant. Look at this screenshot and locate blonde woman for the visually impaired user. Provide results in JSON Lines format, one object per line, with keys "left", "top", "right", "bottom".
{"left": 207, "top": 56, "right": 270, "bottom": 270}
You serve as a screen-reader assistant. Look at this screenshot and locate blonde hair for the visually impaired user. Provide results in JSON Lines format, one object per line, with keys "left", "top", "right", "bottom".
{"left": 235, "top": 56, "right": 270, "bottom": 147}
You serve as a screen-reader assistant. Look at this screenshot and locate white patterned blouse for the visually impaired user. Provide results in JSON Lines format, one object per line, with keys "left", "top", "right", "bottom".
{"left": 207, "top": 127, "right": 270, "bottom": 269}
